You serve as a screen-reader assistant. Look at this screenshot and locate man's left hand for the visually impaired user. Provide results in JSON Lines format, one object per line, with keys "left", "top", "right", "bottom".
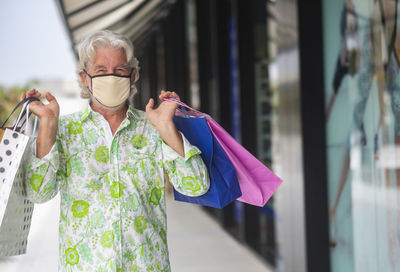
{"left": 145, "top": 90, "right": 179, "bottom": 128}
{"left": 145, "top": 90, "right": 184, "bottom": 156}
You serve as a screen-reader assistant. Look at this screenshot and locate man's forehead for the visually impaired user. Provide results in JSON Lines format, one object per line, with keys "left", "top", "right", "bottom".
{"left": 90, "top": 46, "right": 127, "bottom": 63}
{"left": 93, "top": 63, "right": 129, "bottom": 68}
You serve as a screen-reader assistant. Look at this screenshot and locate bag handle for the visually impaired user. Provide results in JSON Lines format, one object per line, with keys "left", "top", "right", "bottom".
{"left": 162, "top": 97, "right": 200, "bottom": 114}
{"left": 17, "top": 105, "right": 36, "bottom": 132}
{"left": 163, "top": 97, "right": 212, "bottom": 120}
{"left": 1, "top": 97, "right": 40, "bottom": 130}
{"left": 12, "top": 97, "right": 40, "bottom": 133}
{"left": 19, "top": 104, "right": 38, "bottom": 136}
{"left": 13, "top": 99, "right": 32, "bottom": 131}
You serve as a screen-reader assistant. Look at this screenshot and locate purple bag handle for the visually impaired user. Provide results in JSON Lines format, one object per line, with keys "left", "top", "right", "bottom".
{"left": 162, "top": 97, "right": 197, "bottom": 111}
{"left": 163, "top": 98, "right": 210, "bottom": 119}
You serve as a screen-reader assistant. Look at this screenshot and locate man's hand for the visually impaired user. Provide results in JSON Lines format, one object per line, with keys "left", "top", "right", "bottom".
{"left": 145, "top": 90, "right": 184, "bottom": 156}
{"left": 145, "top": 90, "right": 179, "bottom": 128}
{"left": 21, "top": 89, "right": 59, "bottom": 122}
{"left": 21, "top": 89, "right": 60, "bottom": 158}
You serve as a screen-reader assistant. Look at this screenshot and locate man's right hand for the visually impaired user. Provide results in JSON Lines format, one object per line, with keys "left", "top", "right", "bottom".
{"left": 21, "top": 89, "right": 60, "bottom": 121}
{"left": 21, "top": 89, "right": 60, "bottom": 158}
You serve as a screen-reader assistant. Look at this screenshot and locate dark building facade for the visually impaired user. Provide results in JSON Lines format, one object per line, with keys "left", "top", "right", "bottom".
{"left": 58, "top": 0, "right": 400, "bottom": 271}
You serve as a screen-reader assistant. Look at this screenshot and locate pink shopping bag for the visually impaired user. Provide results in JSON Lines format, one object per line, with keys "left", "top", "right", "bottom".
{"left": 164, "top": 98, "right": 283, "bottom": 207}
{"left": 208, "top": 119, "right": 282, "bottom": 206}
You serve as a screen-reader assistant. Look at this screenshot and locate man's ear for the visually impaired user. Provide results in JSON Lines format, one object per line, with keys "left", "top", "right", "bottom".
{"left": 79, "top": 70, "right": 89, "bottom": 88}
{"left": 131, "top": 69, "right": 136, "bottom": 84}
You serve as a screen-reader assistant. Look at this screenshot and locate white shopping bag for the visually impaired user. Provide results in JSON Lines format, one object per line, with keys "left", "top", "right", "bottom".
{"left": 0, "top": 97, "right": 38, "bottom": 256}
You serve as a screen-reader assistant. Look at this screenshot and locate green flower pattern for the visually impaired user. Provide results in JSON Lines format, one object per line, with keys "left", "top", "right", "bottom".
{"left": 29, "top": 174, "right": 43, "bottom": 192}
{"left": 110, "top": 181, "right": 124, "bottom": 198}
{"left": 85, "top": 128, "right": 99, "bottom": 144}
{"left": 77, "top": 243, "right": 93, "bottom": 264}
{"left": 150, "top": 188, "right": 162, "bottom": 205}
{"left": 131, "top": 134, "right": 147, "bottom": 149}
{"left": 133, "top": 216, "right": 148, "bottom": 234}
{"left": 125, "top": 194, "right": 140, "bottom": 211}
{"left": 71, "top": 200, "right": 90, "bottom": 218}
{"left": 101, "top": 230, "right": 115, "bottom": 248}
{"left": 94, "top": 146, "right": 109, "bottom": 163}
{"left": 66, "top": 121, "right": 83, "bottom": 135}
{"left": 180, "top": 176, "right": 202, "bottom": 195}
{"left": 65, "top": 247, "right": 80, "bottom": 265}
{"left": 70, "top": 156, "right": 85, "bottom": 177}
{"left": 90, "top": 210, "right": 105, "bottom": 228}
{"left": 24, "top": 105, "right": 210, "bottom": 272}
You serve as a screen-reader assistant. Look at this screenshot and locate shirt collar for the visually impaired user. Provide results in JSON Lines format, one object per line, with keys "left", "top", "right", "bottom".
{"left": 80, "top": 104, "right": 141, "bottom": 123}
{"left": 80, "top": 105, "right": 91, "bottom": 122}
{"left": 127, "top": 106, "right": 141, "bottom": 120}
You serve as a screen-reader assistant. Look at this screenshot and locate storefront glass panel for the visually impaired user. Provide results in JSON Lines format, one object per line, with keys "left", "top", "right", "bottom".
{"left": 323, "top": 0, "right": 400, "bottom": 271}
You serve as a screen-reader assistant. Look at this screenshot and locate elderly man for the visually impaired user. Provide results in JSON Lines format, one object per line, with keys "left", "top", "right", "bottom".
{"left": 22, "top": 30, "right": 209, "bottom": 271}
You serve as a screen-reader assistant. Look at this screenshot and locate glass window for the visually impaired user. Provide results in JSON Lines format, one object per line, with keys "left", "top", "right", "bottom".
{"left": 323, "top": 0, "right": 400, "bottom": 271}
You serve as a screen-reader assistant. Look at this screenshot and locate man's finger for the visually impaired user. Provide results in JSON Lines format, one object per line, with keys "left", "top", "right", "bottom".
{"left": 28, "top": 101, "right": 45, "bottom": 116}
{"left": 26, "top": 89, "right": 42, "bottom": 98}
{"left": 26, "top": 89, "right": 36, "bottom": 95}
{"left": 145, "top": 98, "right": 154, "bottom": 112}
{"left": 26, "top": 89, "right": 39, "bottom": 97}
{"left": 45, "top": 92, "right": 56, "bottom": 102}
{"left": 159, "top": 91, "right": 178, "bottom": 99}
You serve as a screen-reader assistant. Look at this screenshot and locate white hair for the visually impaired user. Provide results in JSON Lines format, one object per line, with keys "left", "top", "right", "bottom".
{"left": 76, "top": 30, "right": 140, "bottom": 105}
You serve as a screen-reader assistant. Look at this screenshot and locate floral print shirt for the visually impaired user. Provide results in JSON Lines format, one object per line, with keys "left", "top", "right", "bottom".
{"left": 24, "top": 105, "right": 210, "bottom": 272}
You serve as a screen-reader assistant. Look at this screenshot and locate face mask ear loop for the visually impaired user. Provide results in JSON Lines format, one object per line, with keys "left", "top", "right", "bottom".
{"left": 129, "top": 68, "right": 136, "bottom": 86}
{"left": 83, "top": 69, "right": 94, "bottom": 95}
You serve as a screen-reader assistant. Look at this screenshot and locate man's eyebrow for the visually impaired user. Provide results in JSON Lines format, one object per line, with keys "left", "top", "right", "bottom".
{"left": 94, "top": 65, "right": 106, "bottom": 70}
{"left": 116, "top": 64, "right": 130, "bottom": 69}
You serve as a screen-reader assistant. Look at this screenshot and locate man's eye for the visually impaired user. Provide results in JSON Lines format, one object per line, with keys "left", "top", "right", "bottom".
{"left": 117, "top": 68, "right": 128, "bottom": 73}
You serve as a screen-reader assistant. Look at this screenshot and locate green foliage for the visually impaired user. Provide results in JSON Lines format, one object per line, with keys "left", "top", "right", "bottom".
{"left": 0, "top": 80, "right": 38, "bottom": 126}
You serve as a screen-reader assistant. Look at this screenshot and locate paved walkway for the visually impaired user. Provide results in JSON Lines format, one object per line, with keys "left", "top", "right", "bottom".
{"left": 167, "top": 196, "right": 274, "bottom": 272}
{"left": 0, "top": 194, "right": 274, "bottom": 272}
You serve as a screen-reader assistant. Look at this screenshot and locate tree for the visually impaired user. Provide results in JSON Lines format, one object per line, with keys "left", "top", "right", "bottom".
{"left": 0, "top": 80, "right": 38, "bottom": 127}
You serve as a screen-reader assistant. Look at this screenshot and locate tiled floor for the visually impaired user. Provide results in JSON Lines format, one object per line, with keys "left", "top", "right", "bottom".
{"left": 0, "top": 194, "right": 274, "bottom": 272}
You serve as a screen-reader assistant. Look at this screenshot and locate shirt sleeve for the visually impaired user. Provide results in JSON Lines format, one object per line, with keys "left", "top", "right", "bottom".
{"left": 162, "top": 132, "right": 210, "bottom": 196}
{"left": 24, "top": 135, "right": 66, "bottom": 203}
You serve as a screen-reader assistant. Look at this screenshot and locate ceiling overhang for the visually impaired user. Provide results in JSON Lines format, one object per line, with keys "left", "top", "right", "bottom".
{"left": 56, "top": 0, "right": 175, "bottom": 56}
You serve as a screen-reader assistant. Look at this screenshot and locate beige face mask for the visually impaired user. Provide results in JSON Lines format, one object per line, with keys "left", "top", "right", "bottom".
{"left": 85, "top": 70, "right": 132, "bottom": 108}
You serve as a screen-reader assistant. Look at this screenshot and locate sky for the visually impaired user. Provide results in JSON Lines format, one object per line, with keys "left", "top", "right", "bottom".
{"left": 0, "top": 0, "right": 76, "bottom": 88}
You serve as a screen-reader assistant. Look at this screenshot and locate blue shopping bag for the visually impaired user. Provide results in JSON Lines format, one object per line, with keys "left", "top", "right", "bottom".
{"left": 173, "top": 115, "right": 242, "bottom": 208}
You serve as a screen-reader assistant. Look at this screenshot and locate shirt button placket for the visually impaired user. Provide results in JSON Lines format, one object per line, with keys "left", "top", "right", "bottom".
{"left": 110, "top": 136, "right": 123, "bottom": 269}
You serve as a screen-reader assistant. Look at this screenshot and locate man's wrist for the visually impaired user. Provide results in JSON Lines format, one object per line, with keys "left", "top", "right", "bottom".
{"left": 40, "top": 116, "right": 58, "bottom": 127}
{"left": 154, "top": 120, "right": 176, "bottom": 135}
{"left": 156, "top": 121, "right": 184, "bottom": 157}
{"left": 36, "top": 117, "right": 58, "bottom": 158}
